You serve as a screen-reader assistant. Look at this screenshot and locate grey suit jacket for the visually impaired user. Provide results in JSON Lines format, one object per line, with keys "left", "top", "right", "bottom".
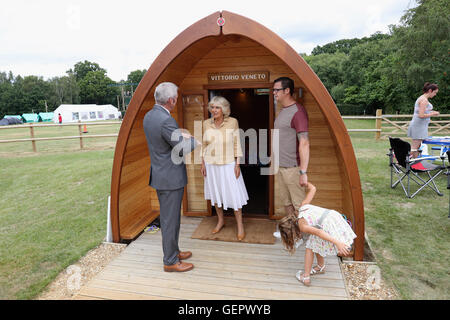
{"left": 143, "top": 105, "right": 196, "bottom": 190}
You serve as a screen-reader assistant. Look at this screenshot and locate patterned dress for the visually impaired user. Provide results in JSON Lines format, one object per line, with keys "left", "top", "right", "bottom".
{"left": 298, "top": 204, "right": 357, "bottom": 257}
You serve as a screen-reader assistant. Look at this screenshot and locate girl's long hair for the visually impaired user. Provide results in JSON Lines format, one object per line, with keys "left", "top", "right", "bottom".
{"left": 278, "top": 212, "right": 302, "bottom": 255}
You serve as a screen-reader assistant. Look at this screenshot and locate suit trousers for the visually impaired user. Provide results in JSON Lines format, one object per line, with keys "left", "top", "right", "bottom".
{"left": 156, "top": 187, "right": 185, "bottom": 266}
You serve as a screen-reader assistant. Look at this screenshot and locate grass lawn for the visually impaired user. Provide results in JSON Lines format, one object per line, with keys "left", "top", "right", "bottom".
{"left": 0, "top": 123, "right": 118, "bottom": 299}
{"left": 345, "top": 119, "right": 450, "bottom": 300}
{"left": 0, "top": 120, "right": 449, "bottom": 299}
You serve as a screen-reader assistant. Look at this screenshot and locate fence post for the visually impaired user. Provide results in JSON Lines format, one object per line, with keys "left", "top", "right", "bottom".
{"left": 78, "top": 120, "right": 84, "bottom": 149}
{"left": 29, "top": 123, "right": 37, "bottom": 152}
{"left": 375, "top": 109, "right": 382, "bottom": 140}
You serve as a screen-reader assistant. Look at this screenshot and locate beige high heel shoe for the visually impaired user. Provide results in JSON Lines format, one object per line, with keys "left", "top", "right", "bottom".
{"left": 211, "top": 223, "right": 225, "bottom": 234}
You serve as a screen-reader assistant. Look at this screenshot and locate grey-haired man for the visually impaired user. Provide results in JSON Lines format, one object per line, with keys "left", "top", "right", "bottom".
{"left": 143, "top": 82, "right": 198, "bottom": 272}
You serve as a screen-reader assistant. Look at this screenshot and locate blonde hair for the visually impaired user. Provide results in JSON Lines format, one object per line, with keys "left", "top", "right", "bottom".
{"left": 208, "top": 96, "right": 231, "bottom": 118}
{"left": 278, "top": 212, "right": 303, "bottom": 255}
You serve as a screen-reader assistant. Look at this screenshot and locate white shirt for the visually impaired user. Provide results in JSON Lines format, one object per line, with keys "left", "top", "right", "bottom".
{"left": 157, "top": 104, "right": 171, "bottom": 115}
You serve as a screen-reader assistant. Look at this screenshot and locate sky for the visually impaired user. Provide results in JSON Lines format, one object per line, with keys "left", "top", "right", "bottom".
{"left": 0, "top": 0, "right": 417, "bottom": 82}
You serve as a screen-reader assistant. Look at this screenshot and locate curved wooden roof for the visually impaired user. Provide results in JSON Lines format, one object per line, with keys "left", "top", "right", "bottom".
{"left": 111, "top": 11, "right": 365, "bottom": 260}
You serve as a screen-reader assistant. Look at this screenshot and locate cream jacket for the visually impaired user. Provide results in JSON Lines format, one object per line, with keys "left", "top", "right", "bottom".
{"left": 202, "top": 116, "right": 243, "bottom": 165}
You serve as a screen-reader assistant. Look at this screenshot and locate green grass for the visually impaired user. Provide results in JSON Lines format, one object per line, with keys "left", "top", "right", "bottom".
{"left": 0, "top": 144, "right": 115, "bottom": 299}
{"left": 0, "top": 121, "right": 449, "bottom": 299}
{"left": 344, "top": 119, "right": 450, "bottom": 300}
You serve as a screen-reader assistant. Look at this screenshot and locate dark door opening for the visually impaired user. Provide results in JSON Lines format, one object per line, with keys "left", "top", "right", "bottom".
{"left": 208, "top": 88, "right": 270, "bottom": 216}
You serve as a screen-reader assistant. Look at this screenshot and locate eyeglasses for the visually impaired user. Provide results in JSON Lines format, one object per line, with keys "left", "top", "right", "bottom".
{"left": 272, "top": 88, "right": 285, "bottom": 93}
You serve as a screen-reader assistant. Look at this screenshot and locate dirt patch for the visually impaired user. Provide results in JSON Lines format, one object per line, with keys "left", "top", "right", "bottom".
{"left": 396, "top": 202, "right": 415, "bottom": 210}
{"left": 341, "top": 262, "right": 399, "bottom": 299}
{"left": 340, "top": 234, "right": 399, "bottom": 300}
{"left": 36, "top": 242, "right": 126, "bottom": 300}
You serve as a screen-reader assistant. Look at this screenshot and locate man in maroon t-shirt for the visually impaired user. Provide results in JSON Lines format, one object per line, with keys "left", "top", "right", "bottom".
{"left": 272, "top": 77, "right": 310, "bottom": 222}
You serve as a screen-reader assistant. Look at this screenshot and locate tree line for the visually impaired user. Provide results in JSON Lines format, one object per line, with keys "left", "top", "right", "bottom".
{"left": 303, "top": 0, "right": 449, "bottom": 115}
{"left": 0, "top": 0, "right": 448, "bottom": 118}
{"left": 0, "top": 61, "right": 146, "bottom": 118}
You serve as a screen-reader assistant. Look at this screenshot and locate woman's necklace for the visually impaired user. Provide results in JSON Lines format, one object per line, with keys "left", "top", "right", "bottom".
{"left": 214, "top": 118, "right": 224, "bottom": 128}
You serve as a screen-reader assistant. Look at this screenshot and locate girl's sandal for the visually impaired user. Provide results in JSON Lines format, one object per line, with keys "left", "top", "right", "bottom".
{"left": 310, "top": 264, "right": 326, "bottom": 276}
{"left": 295, "top": 270, "right": 311, "bottom": 286}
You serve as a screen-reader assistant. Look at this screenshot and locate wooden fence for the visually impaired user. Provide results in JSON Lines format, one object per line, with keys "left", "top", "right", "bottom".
{"left": 1, "top": 111, "right": 450, "bottom": 152}
{"left": 0, "top": 121, "right": 121, "bottom": 152}
{"left": 343, "top": 109, "right": 450, "bottom": 140}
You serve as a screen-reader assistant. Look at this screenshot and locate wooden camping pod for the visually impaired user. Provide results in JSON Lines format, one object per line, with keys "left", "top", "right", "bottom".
{"left": 110, "top": 11, "right": 365, "bottom": 260}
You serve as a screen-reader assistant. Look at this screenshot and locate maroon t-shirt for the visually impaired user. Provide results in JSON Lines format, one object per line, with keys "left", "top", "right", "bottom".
{"left": 274, "top": 102, "right": 308, "bottom": 167}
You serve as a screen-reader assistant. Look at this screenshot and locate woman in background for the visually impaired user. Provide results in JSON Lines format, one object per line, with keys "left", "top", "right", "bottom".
{"left": 407, "top": 82, "right": 440, "bottom": 158}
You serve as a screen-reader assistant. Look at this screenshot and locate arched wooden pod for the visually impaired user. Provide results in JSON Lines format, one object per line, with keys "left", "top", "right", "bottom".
{"left": 110, "top": 11, "right": 365, "bottom": 260}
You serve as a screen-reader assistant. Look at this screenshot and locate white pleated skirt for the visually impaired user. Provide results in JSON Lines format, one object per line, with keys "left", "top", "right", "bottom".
{"left": 204, "top": 162, "right": 249, "bottom": 211}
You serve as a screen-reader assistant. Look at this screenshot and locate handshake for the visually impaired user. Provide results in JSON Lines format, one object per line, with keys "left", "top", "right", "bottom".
{"left": 180, "top": 129, "right": 201, "bottom": 146}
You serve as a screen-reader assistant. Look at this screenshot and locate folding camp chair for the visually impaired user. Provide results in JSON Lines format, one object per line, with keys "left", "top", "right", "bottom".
{"left": 388, "top": 137, "right": 445, "bottom": 198}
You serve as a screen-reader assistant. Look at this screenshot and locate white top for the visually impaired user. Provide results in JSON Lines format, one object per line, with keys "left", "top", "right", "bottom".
{"left": 157, "top": 104, "right": 171, "bottom": 115}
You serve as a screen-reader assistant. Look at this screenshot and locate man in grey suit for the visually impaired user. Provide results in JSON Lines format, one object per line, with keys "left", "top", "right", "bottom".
{"left": 143, "top": 82, "right": 198, "bottom": 272}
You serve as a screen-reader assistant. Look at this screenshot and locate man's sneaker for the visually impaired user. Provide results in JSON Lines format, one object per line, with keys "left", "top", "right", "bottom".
{"left": 273, "top": 231, "right": 281, "bottom": 239}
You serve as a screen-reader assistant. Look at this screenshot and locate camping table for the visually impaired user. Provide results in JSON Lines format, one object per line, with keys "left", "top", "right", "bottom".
{"left": 423, "top": 136, "right": 450, "bottom": 218}
{"left": 422, "top": 136, "right": 450, "bottom": 157}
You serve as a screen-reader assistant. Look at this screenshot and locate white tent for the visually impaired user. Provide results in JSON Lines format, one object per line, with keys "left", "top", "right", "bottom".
{"left": 52, "top": 104, "right": 122, "bottom": 123}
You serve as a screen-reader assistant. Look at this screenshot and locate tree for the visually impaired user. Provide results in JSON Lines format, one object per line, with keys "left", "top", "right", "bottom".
{"left": 127, "top": 69, "right": 146, "bottom": 85}
{"left": 123, "top": 69, "right": 146, "bottom": 93}
{"left": 7, "top": 76, "right": 52, "bottom": 114}
{"left": 311, "top": 33, "right": 390, "bottom": 55}
{"left": 341, "top": 38, "right": 396, "bottom": 112}
{"left": 70, "top": 60, "right": 107, "bottom": 82}
{"left": 0, "top": 72, "right": 15, "bottom": 117}
{"left": 303, "top": 52, "right": 348, "bottom": 103}
{"left": 78, "top": 70, "right": 118, "bottom": 105}
{"left": 48, "top": 72, "right": 80, "bottom": 108}
{"left": 390, "top": 0, "right": 450, "bottom": 113}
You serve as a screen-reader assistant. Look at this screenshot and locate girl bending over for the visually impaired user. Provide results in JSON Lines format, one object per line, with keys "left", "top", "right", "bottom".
{"left": 278, "top": 182, "right": 356, "bottom": 286}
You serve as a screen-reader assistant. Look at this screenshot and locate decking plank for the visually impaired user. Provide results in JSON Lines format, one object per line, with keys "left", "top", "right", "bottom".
{"left": 86, "top": 278, "right": 255, "bottom": 300}
{"left": 114, "top": 250, "right": 344, "bottom": 278}
{"left": 125, "top": 242, "right": 341, "bottom": 265}
{"left": 96, "top": 271, "right": 345, "bottom": 300}
{"left": 75, "top": 287, "right": 163, "bottom": 300}
{"left": 98, "top": 267, "right": 347, "bottom": 297}
{"left": 108, "top": 257, "right": 344, "bottom": 281}
{"left": 102, "top": 262, "right": 345, "bottom": 287}
{"left": 73, "top": 217, "right": 348, "bottom": 300}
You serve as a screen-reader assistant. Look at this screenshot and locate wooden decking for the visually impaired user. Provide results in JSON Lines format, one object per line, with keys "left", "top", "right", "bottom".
{"left": 74, "top": 216, "right": 349, "bottom": 300}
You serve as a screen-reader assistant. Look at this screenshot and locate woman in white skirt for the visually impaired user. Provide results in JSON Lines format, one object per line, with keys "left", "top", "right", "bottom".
{"left": 201, "top": 96, "right": 249, "bottom": 241}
